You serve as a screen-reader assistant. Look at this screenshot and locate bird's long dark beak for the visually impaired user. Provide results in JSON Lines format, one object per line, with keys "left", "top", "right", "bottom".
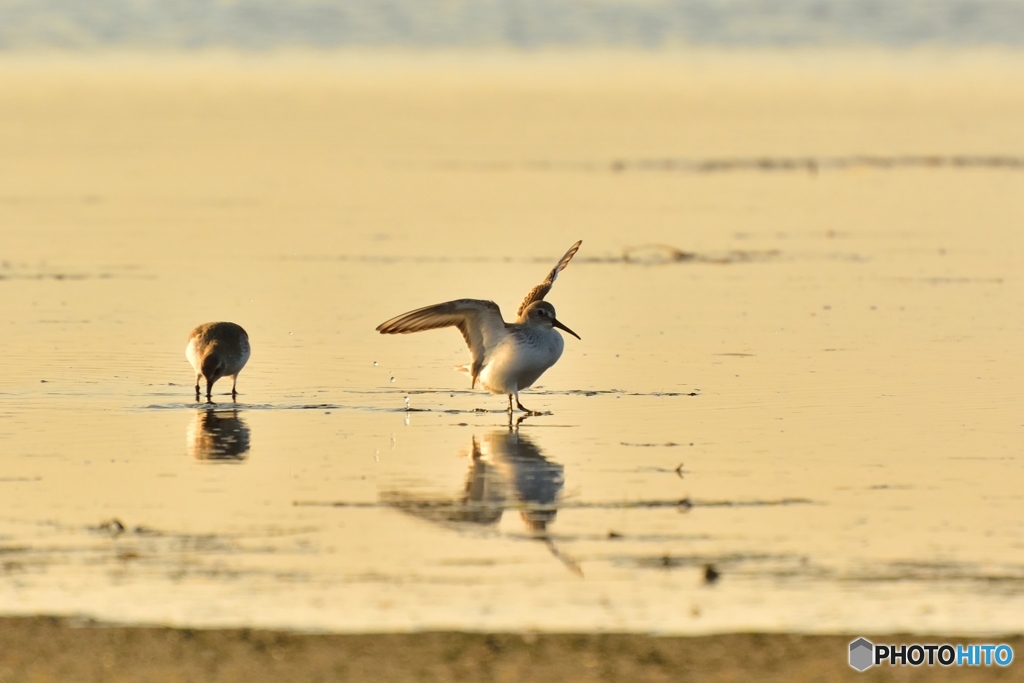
{"left": 553, "top": 318, "right": 581, "bottom": 340}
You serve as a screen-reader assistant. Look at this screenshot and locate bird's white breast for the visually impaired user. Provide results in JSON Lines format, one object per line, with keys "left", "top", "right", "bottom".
{"left": 478, "top": 328, "right": 564, "bottom": 394}
{"left": 185, "top": 337, "right": 202, "bottom": 374}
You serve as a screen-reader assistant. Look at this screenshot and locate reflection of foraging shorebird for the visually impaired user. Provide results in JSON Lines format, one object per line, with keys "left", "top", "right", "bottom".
{"left": 376, "top": 240, "right": 582, "bottom": 414}
{"left": 186, "top": 409, "right": 251, "bottom": 461}
{"left": 185, "top": 322, "right": 250, "bottom": 401}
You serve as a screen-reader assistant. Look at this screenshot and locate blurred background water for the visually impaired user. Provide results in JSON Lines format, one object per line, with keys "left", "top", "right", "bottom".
{"left": 3, "top": 0, "right": 1024, "bottom": 50}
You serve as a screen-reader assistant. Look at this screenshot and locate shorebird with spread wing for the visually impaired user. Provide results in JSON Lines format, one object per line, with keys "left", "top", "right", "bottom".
{"left": 376, "top": 240, "right": 582, "bottom": 414}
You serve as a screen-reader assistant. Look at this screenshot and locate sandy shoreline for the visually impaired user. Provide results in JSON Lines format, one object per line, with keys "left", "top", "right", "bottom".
{"left": 0, "top": 617, "right": 1019, "bottom": 682}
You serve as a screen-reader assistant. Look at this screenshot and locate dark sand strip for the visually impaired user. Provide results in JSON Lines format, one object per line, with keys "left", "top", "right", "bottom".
{"left": 0, "top": 618, "right": 1019, "bottom": 682}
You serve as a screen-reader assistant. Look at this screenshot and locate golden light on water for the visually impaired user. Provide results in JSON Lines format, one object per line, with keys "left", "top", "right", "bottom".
{"left": 0, "top": 52, "right": 1022, "bottom": 634}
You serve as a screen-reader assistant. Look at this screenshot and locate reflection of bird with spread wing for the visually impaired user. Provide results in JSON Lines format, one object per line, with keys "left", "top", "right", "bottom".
{"left": 382, "top": 430, "right": 563, "bottom": 530}
{"left": 186, "top": 409, "right": 251, "bottom": 461}
{"left": 482, "top": 429, "right": 564, "bottom": 532}
{"left": 380, "top": 429, "right": 580, "bottom": 575}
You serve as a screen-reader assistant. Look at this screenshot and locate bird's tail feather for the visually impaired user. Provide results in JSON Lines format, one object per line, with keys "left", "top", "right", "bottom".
{"left": 455, "top": 364, "right": 478, "bottom": 388}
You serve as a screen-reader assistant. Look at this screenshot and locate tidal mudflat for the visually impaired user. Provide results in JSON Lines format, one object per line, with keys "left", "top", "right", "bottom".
{"left": 0, "top": 53, "right": 1022, "bottom": 662}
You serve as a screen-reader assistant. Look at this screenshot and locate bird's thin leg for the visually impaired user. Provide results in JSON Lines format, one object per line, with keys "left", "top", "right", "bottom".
{"left": 194, "top": 375, "right": 201, "bottom": 402}
{"left": 231, "top": 376, "right": 238, "bottom": 401}
{"left": 514, "top": 391, "right": 536, "bottom": 415}
{"left": 508, "top": 394, "right": 514, "bottom": 414}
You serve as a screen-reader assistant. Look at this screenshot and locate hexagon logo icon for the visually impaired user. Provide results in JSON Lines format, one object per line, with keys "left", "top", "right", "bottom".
{"left": 849, "top": 638, "right": 874, "bottom": 671}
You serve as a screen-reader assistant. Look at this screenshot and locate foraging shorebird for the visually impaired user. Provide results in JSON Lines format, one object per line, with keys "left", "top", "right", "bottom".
{"left": 376, "top": 240, "right": 581, "bottom": 414}
{"left": 185, "top": 322, "right": 250, "bottom": 401}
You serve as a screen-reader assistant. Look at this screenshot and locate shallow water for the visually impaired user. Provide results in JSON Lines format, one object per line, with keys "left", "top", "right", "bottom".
{"left": 1, "top": 53, "right": 1023, "bottom": 634}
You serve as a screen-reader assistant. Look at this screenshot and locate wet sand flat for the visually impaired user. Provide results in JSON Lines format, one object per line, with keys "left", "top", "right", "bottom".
{"left": 0, "top": 50, "right": 1022, "bottom": 655}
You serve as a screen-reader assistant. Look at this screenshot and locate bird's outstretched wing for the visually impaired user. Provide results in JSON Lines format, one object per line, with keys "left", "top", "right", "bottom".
{"left": 516, "top": 240, "right": 582, "bottom": 319}
{"left": 376, "top": 299, "right": 506, "bottom": 387}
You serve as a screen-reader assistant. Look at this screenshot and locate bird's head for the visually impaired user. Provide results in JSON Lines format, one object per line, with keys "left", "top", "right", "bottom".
{"left": 201, "top": 353, "right": 227, "bottom": 383}
{"left": 523, "top": 301, "right": 580, "bottom": 340}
